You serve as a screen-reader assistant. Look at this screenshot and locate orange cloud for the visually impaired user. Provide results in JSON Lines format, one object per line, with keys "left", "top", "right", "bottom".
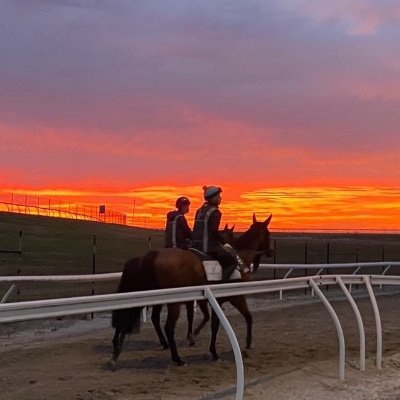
{"left": 1, "top": 185, "right": 399, "bottom": 231}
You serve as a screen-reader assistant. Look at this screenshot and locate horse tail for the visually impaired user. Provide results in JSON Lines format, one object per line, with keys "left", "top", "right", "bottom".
{"left": 116, "top": 256, "right": 142, "bottom": 293}
{"left": 112, "top": 256, "right": 143, "bottom": 333}
{"left": 112, "top": 307, "right": 142, "bottom": 333}
{"left": 112, "top": 251, "right": 159, "bottom": 333}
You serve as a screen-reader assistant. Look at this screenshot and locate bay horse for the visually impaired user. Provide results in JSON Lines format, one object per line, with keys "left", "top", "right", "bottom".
{"left": 110, "top": 214, "right": 272, "bottom": 369}
{"left": 150, "top": 225, "right": 236, "bottom": 349}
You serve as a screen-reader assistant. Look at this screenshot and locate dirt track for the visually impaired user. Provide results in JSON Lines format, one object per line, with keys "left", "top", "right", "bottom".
{"left": 1, "top": 291, "right": 400, "bottom": 399}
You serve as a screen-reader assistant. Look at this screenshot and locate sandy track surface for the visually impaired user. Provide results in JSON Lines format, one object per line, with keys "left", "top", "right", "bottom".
{"left": 1, "top": 291, "right": 400, "bottom": 399}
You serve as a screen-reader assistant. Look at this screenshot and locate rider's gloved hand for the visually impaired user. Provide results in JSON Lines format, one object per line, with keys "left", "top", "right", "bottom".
{"left": 223, "top": 243, "right": 235, "bottom": 255}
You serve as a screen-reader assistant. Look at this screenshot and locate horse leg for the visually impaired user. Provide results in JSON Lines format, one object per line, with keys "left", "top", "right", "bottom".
{"left": 165, "top": 303, "right": 185, "bottom": 366}
{"left": 229, "top": 295, "right": 253, "bottom": 349}
{"left": 110, "top": 328, "right": 127, "bottom": 371}
{"left": 151, "top": 304, "right": 169, "bottom": 349}
{"left": 193, "top": 299, "right": 210, "bottom": 336}
{"left": 209, "top": 306, "right": 221, "bottom": 361}
{"left": 185, "top": 301, "right": 195, "bottom": 346}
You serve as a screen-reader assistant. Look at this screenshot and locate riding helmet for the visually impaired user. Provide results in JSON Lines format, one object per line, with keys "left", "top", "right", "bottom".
{"left": 203, "top": 186, "right": 222, "bottom": 200}
{"left": 175, "top": 197, "right": 191, "bottom": 209}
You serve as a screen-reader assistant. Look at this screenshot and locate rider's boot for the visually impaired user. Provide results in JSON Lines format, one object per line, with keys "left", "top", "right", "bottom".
{"left": 221, "top": 264, "right": 237, "bottom": 282}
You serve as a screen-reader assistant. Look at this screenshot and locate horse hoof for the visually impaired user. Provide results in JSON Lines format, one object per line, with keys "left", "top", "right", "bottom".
{"left": 162, "top": 344, "right": 169, "bottom": 350}
{"left": 211, "top": 355, "right": 221, "bottom": 362}
{"left": 176, "top": 360, "right": 186, "bottom": 367}
{"left": 109, "top": 360, "right": 117, "bottom": 372}
{"left": 187, "top": 334, "right": 195, "bottom": 346}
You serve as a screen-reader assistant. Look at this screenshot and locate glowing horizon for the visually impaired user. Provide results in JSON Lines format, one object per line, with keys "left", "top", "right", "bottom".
{"left": 1, "top": 185, "right": 399, "bottom": 232}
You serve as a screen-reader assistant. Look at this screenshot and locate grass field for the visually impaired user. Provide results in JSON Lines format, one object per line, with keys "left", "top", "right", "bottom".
{"left": 1, "top": 212, "right": 400, "bottom": 300}
{"left": 0, "top": 212, "right": 164, "bottom": 300}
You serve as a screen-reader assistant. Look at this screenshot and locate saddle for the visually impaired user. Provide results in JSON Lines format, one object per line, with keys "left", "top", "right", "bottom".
{"left": 189, "top": 248, "right": 241, "bottom": 281}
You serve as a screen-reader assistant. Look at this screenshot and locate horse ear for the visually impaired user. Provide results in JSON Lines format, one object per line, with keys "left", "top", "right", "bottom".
{"left": 224, "top": 223, "right": 229, "bottom": 230}
{"left": 253, "top": 213, "right": 257, "bottom": 224}
{"left": 230, "top": 224, "right": 235, "bottom": 232}
{"left": 264, "top": 214, "right": 272, "bottom": 227}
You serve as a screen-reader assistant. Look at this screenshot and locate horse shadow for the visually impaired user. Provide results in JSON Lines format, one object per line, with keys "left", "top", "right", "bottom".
{"left": 97, "top": 337, "right": 234, "bottom": 371}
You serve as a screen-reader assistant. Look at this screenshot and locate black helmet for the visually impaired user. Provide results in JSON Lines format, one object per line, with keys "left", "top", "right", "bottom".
{"left": 175, "top": 196, "right": 191, "bottom": 209}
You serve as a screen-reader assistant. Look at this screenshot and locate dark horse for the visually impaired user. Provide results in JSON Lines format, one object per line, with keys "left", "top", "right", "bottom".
{"left": 110, "top": 214, "right": 272, "bottom": 369}
{"left": 150, "top": 225, "right": 236, "bottom": 349}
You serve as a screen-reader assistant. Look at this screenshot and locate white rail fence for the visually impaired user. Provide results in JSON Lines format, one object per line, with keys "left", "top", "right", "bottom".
{"left": 1, "top": 272, "right": 400, "bottom": 400}
{"left": 259, "top": 261, "right": 400, "bottom": 299}
{"left": 259, "top": 261, "right": 400, "bottom": 277}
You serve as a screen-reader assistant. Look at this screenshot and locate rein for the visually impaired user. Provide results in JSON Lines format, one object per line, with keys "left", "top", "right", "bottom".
{"left": 234, "top": 253, "right": 251, "bottom": 274}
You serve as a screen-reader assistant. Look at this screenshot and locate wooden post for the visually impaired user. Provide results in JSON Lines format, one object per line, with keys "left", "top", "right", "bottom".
{"left": 326, "top": 242, "right": 330, "bottom": 264}
{"left": 304, "top": 242, "right": 308, "bottom": 294}
{"left": 16, "top": 230, "right": 23, "bottom": 300}
{"left": 326, "top": 242, "right": 330, "bottom": 291}
{"left": 91, "top": 235, "right": 96, "bottom": 319}
{"left": 273, "top": 239, "right": 277, "bottom": 296}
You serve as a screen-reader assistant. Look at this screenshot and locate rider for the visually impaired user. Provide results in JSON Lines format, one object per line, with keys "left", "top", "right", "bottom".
{"left": 165, "top": 196, "right": 193, "bottom": 250}
{"left": 192, "top": 186, "right": 237, "bottom": 282}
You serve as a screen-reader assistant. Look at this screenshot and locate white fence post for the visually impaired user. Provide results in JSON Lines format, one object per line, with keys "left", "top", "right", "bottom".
{"left": 336, "top": 276, "right": 365, "bottom": 371}
{"left": 380, "top": 265, "right": 392, "bottom": 289}
{"left": 204, "top": 287, "right": 245, "bottom": 400}
{"left": 1, "top": 284, "right": 16, "bottom": 303}
{"left": 280, "top": 268, "right": 293, "bottom": 300}
{"left": 363, "top": 276, "right": 382, "bottom": 369}
{"left": 309, "top": 279, "right": 346, "bottom": 381}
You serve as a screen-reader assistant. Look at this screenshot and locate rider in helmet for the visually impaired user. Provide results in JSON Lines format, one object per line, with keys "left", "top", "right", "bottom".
{"left": 165, "top": 196, "right": 193, "bottom": 250}
{"left": 192, "top": 186, "right": 237, "bottom": 282}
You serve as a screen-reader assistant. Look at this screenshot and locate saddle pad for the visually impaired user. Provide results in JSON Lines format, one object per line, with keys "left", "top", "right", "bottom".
{"left": 203, "top": 260, "right": 241, "bottom": 281}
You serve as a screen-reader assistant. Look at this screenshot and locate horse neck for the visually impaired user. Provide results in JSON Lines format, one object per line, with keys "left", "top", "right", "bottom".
{"left": 235, "top": 228, "right": 261, "bottom": 254}
{"left": 234, "top": 227, "right": 266, "bottom": 269}
{"left": 236, "top": 248, "right": 260, "bottom": 269}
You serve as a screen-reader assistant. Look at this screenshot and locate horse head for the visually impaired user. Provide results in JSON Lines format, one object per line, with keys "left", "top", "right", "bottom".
{"left": 220, "top": 223, "right": 235, "bottom": 245}
{"left": 251, "top": 213, "right": 273, "bottom": 256}
{"left": 233, "top": 214, "right": 273, "bottom": 275}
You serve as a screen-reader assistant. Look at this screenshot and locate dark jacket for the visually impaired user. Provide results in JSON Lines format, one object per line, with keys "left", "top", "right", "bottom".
{"left": 192, "top": 203, "right": 225, "bottom": 253}
{"left": 165, "top": 211, "right": 192, "bottom": 250}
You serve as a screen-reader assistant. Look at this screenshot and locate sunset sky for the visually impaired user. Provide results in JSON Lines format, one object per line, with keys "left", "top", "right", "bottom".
{"left": 1, "top": 1, "right": 399, "bottom": 230}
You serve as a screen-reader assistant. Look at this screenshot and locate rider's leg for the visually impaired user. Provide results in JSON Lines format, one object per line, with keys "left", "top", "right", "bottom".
{"left": 214, "top": 248, "right": 237, "bottom": 282}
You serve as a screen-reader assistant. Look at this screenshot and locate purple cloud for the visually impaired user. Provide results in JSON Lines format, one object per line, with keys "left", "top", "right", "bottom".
{"left": 1, "top": 0, "right": 399, "bottom": 187}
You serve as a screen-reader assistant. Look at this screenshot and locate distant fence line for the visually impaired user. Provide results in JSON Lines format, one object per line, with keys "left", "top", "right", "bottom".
{"left": 0, "top": 192, "right": 127, "bottom": 225}
{"left": 270, "top": 227, "right": 400, "bottom": 234}
{"left": 1, "top": 192, "right": 400, "bottom": 233}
